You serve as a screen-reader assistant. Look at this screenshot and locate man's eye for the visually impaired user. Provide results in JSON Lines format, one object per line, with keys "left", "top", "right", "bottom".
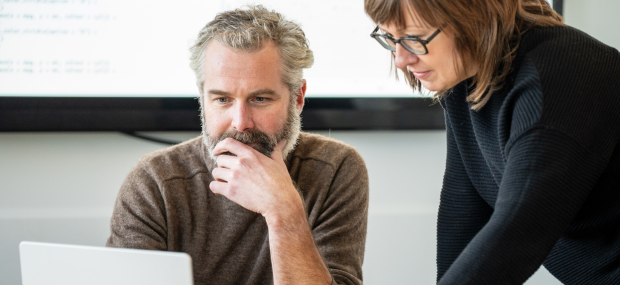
{"left": 217, "top": 98, "right": 228, "bottom": 103}
{"left": 255, "top": 97, "right": 265, "bottom": 102}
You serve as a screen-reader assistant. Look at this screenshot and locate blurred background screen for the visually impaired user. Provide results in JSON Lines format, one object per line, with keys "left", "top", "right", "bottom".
{"left": 0, "top": 0, "right": 418, "bottom": 98}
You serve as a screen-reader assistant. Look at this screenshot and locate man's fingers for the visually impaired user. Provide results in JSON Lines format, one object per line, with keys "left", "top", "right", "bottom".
{"left": 210, "top": 180, "right": 240, "bottom": 200}
{"left": 209, "top": 180, "right": 228, "bottom": 195}
{"left": 213, "top": 138, "right": 254, "bottom": 157}
{"left": 212, "top": 167, "right": 232, "bottom": 182}
{"left": 216, "top": 153, "right": 237, "bottom": 169}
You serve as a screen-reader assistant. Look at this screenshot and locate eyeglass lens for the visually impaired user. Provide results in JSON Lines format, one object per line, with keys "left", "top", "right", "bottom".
{"left": 375, "top": 36, "right": 427, "bottom": 54}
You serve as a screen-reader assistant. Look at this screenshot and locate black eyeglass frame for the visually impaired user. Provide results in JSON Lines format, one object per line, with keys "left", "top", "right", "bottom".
{"left": 370, "top": 26, "right": 441, "bottom": 55}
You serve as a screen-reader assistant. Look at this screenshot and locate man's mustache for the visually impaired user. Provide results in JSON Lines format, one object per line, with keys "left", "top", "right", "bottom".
{"left": 214, "top": 129, "right": 276, "bottom": 158}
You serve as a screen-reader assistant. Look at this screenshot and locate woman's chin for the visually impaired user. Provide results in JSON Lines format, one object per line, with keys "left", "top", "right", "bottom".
{"left": 420, "top": 81, "right": 441, "bottom": 92}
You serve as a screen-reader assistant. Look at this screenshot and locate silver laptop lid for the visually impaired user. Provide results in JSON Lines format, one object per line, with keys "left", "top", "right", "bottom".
{"left": 20, "top": 241, "right": 193, "bottom": 285}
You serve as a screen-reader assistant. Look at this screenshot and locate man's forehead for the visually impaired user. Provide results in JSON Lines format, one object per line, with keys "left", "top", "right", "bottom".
{"left": 204, "top": 40, "right": 281, "bottom": 71}
{"left": 202, "top": 40, "right": 288, "bottom": 95}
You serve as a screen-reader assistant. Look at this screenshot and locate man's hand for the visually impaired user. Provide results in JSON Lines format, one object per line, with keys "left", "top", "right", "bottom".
{"left": 210, "top": 137, "right": 332, "bottom": 285}
{"left": 210, "top": 138, "right": 304, "bottom": 224}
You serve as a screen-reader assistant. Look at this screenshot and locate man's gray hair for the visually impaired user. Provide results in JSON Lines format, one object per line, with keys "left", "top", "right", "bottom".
{"left": 189, "top": 5, "right": 314, "bottom": 98}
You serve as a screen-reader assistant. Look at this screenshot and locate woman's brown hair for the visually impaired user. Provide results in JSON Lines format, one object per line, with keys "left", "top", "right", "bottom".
{"left": 365, "top": 0, "right": 564, "bottom": 110}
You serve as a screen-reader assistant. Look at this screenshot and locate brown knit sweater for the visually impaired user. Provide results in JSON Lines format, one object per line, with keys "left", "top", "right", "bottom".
{"left": 106, "top": 132, "right": 369, "bottom": 285}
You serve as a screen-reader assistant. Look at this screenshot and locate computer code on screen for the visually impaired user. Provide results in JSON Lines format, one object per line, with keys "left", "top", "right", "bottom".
{"left": 0, "top": 0, "right": 418, "bottom": 97}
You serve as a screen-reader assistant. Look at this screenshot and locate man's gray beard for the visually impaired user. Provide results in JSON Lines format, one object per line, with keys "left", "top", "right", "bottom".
{"left": 200, "top": 98, "right": 301, "bottom": 162}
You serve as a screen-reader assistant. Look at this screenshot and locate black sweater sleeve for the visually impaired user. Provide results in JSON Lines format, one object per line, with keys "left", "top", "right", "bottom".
{"left": 438, "top": 126, "right": 607, "bottom": 284}
{"left": 437, "top": 26, "right": 620, "bottom": 284}
{"left": 436, "top": 108, "right": 493, "bottom": 281}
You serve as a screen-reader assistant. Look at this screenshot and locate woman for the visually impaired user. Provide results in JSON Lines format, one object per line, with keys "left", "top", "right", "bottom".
{"left": 365, "top": 0, "right": 620, "bottom": 284}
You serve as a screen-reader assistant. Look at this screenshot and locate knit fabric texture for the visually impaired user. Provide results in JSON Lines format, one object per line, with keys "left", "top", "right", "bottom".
{"left": 437, "top": 25, "right": 620, "bottom": 284}
{"left": 107, "top": 132, "right": 369, "bottom": 285}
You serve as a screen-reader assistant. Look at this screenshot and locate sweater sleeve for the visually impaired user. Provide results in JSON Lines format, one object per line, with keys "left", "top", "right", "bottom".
{"left": 438, "top": 127, "right": 607, "bottom": 284}
{"left": 437, "top": 110, "right": 494, "bottom": 281}
{"left": 313, "top": 149, "right": 369, "bottom": 285}
{"left": 106, "top": 161, "right": 168, "bottom": 250}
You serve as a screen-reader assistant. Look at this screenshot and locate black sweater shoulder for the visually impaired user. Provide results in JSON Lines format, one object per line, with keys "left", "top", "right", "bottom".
{"left": 516, "top": 26, "right": 620, "bottom": 155}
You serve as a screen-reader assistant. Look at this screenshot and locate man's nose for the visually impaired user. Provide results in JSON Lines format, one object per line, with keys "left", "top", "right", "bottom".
{"left": 394, "top": 43, "right": 419, "bottom": 71}
{"left": 231, "top": 102, "right": 254, "bottom": 132}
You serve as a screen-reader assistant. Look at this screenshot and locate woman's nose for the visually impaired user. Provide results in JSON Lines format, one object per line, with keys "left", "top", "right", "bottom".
{"left": 394, "top": 43, "right": 419, "bottom": 70}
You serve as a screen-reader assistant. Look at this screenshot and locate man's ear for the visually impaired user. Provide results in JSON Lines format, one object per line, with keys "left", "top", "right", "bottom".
{"left": 295, "top": 79, "right": 307, "bottom": 114}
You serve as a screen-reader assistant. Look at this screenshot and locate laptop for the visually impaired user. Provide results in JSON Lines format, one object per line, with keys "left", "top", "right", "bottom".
{"left": 19, "top": 241, "right": 193, "bottom": 285}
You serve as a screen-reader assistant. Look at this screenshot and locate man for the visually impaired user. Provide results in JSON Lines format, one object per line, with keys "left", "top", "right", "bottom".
{"left": 106, "top": 5, "right": 369, "bottom": 285}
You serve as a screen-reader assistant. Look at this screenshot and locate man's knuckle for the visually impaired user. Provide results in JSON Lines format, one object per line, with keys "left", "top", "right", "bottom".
{"left": 238, "top": 157, "right": 247, "bottom": 166}
{"left": 227, "top": 185, "right": 236, "bottom": 196}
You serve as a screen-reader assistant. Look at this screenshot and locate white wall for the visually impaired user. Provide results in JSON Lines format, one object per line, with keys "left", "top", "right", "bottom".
{"left": 0, "top": 132, "right": 168, "bottom": 284}
{"left": 564, "top": 0, "right": 620, "bottom": 49}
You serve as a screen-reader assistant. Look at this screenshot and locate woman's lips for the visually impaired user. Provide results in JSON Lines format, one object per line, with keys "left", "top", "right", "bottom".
{"left": 413, "top": 71, "right": 430, "bottom": 79}
{"left": 407, "top": 67, "right": 430, "bottom": 79}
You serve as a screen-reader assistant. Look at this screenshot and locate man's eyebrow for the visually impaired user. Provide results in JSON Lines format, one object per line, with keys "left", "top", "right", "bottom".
{"left": 249, "top": 88, "right": 277, "bottom": 97}
{"left": 208, "top": 89, "right": 230, "bottom": 96}
{"left": 207, "top": 88, "right": 279, "bottom": 97}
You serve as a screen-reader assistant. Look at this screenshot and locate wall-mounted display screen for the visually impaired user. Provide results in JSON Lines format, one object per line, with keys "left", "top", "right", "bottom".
{"left": 0, "top": 0, "right": 419, "bottom": 98}
{"left": 1, "top": 0, "right": 558, "bottom": 131}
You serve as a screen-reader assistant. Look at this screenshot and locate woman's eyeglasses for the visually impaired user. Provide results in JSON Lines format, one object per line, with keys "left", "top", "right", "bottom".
{"left": 370, "top": 26, "right": 441, "bottom": 55}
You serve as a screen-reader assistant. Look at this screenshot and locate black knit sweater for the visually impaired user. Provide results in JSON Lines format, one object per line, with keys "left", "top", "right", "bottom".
{"left": 437, "top": 26, "right": 620, "bottom": 284}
